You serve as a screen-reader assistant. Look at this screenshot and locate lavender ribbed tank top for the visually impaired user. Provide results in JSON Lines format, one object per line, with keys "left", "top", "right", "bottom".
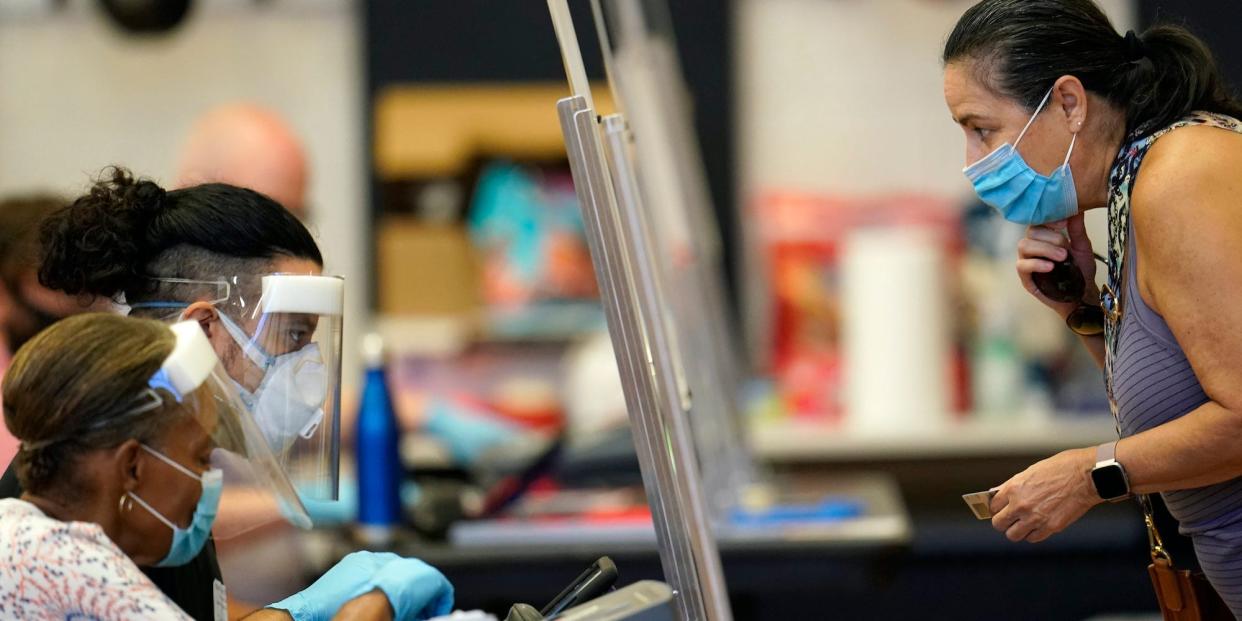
{"left": 1110, "top": 113, "right": 1242, "bottom": 617}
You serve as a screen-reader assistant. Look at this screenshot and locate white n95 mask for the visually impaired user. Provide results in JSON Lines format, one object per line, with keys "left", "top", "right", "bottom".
{"left": 217, "top": 312, "right": 327, "bottom": 452}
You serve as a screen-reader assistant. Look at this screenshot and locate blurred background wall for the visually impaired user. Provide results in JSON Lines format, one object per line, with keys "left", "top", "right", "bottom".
{"left": 0, "top": 0, "right": 368, "bottom": 382}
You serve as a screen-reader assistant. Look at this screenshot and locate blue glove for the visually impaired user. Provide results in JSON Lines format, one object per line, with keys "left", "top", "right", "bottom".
{"left": 299, "top": 479, "right": 359, "bottom": 527}
{"left": 300, "top": 480, "right": 422, "bottom": 528}
{"left": 423, "top": 398, "right": 520, "bottom": 464}
{"left": 371, "top": 555, "right": 455, "bottom": 620}
{"left": 269, "top": 551, "right": 453, "bottom": 621}
{"left": 269, "top": 551, "right": 396, "bottom": 621}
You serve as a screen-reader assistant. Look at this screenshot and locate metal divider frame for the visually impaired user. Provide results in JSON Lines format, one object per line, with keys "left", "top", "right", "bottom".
{"left": 556, "top": 94, "right": 733, "bottom": 621}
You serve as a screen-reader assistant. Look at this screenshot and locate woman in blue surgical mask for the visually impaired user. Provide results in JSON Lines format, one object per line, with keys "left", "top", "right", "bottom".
{"left": 0, "top": 314, "right": 451, "bottom": 620}
{"left": 0, "top": 168, "right": 454, "bottom": 620}
{"left": 946, "top": 0, "right": 1242, "bottom": 614}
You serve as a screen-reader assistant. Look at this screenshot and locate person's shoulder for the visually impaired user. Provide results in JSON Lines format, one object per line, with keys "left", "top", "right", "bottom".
{"left": 0, "top": 499, "right": 194, "bottom": 620}
{"left": 1129, "top": 117, "right": 1242, "bottom": 286}
{"left": 0, "top": 499, "right": 86, "bottom": 573}
{"left": 0, "top": 499, "right": 148, "bottom": 587}
{"left": 0, "top": 497, "right": 50, "bottom": 528}
{"left": 0, "top": 496, "right": 32, "bottom": 511}
{"left": 1133, "top": 119, "right": 1242, "bottom": 228}
{"left": 1139, "top": 119, "right": 1242, "bottom": 192}
{"left": 0, "top": 498, "right": 113, "bottom": 550}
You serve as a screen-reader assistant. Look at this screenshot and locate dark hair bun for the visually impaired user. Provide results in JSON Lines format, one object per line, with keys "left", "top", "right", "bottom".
{"left": 37, "top": 166, "right": 322, "bottom": 305}
{"left": 38, "top": 166, "right": 167, "bottom": 298}
{"left": 1125, "top": 24, "right": 1235, "bottom": 134}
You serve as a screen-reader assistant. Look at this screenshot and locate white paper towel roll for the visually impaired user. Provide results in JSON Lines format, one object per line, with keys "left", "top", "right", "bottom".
{"left": 841, "top": 227, "right": 952, "bottom": 433}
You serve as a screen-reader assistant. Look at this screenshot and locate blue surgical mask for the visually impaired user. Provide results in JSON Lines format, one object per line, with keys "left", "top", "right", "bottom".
{"left": 127, "top": 444, "right": 223, "bottom": 567}
{"left": 964, "top": 88, "right": 1080, "bottom": 225}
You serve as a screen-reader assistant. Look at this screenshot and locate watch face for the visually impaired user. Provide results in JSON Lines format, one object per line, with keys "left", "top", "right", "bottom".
{"left": 1092, "top": 463, "right": 1129, "bottom": 499}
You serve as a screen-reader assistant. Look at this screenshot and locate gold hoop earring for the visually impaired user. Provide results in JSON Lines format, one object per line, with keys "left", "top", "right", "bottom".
{"left": 118, "top": 495, "right": 133, "bottom": 514}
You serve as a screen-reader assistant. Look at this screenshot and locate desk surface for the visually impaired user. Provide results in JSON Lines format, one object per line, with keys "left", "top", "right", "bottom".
{"left": 316, "top": 474, "right": 910, "bottom": 611}
{"left": 309, "top": 471, "right": 1156, "bottom": 620}
{"left": 311, "top": 492, "right": 1150, "bottom": 620}
{"left": 444, "top": 472, "right": 910, "bottom": 552}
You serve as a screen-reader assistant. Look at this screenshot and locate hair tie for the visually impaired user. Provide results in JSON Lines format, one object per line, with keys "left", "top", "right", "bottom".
{"left": 131, "top": 180, "right": 168, "bottom": 219}
{"left": 19, "top": 439, "right": 51, "bottom": 452}
{"left": 1123, "top": 30, "right": 1147, "bottom": 62}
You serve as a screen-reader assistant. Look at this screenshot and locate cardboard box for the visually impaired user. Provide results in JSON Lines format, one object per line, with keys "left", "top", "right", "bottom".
{"left": 377, "top": 217, "right": 481, "bottom": 316}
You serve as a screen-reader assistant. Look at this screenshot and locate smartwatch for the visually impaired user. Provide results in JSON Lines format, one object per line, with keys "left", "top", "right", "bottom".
{"left": 1091, "top": 441, "right": 1131, "bottom": 502}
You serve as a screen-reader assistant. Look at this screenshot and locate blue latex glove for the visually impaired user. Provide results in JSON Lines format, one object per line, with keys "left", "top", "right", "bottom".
{"left": 269, "top": 551, "right": 395, "bottom": 621}
{"left": 269, "top": 551, "right": 453, "bottom": 621}
{"left": 299, "top": 479, "right": 359, "bottom": 527}
{"left": 423, "top": 398, "right": 520, "bottom": 464}
{"left": 372, "top": 556, "right": 455, "bottom": 620}
{"left": 300, "top": 480, "right": 423, "bottom": 528}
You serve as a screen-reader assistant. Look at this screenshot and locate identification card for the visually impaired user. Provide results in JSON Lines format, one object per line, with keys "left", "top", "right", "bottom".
{"left": 213, "top": 578, "right": 228, "bottom": 621}
{"left": 962, "top": 489, "right": 999, "bottom": 520}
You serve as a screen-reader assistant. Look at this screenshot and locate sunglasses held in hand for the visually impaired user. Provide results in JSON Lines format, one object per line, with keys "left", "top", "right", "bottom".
{"left": 1031, "top": 252, "right": 1107, "bottom": 336}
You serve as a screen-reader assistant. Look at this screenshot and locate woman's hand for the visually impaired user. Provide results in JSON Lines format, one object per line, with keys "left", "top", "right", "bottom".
{"left": 990, "top": 448, "right": 1102, "bottom": 543}
{"left": 267, "top": 552, "right": 452, "bottom": 621}
{"left": 1016, "top": 214, "right": 1099, "bottom": 318}
{"left": 331, "top": 591, "right": 392, "bottom": 621}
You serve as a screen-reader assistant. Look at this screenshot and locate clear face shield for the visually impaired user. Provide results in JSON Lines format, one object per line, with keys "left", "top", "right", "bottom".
{"left": 129, "top": 274, "right": 345, "bottom": 505}
{"left": 151, "top": 321, "right": 313, "bottom": 539}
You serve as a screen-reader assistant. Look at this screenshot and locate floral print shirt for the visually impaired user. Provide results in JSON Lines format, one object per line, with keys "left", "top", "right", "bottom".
{"left": 0, "top": 498, "right": 192, "bottom": 620}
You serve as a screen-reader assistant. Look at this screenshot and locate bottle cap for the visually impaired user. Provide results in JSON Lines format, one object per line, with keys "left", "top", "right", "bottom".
{"left": 362, "top": 332, "right": 386, "bottom": 367}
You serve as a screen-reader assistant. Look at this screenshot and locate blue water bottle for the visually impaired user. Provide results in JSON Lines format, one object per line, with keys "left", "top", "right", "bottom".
{"left": 355, "top": 333, "right": 402, "bottom": 545}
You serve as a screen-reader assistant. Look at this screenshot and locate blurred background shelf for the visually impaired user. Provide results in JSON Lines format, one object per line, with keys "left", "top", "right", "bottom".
{"left": 752, "top": 415, "right": 1116, "bottom": 462}
{"left": 375, "top": 307, "right": 605, "bottom": 356}
{"left": 373, "top": 83, "right": 614, "bottom": 180}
